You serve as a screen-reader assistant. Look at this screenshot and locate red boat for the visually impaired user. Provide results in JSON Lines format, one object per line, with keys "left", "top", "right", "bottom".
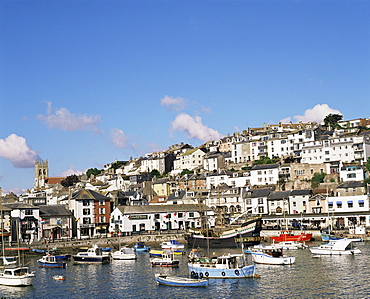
{"left": 270, "top": 231, "right": 312, "bottom": 242}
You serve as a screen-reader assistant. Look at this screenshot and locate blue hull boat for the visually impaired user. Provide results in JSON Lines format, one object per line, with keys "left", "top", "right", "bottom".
{"left": 155, "top": 274, "right": 208, "bottom": 287}
{"left": 38, "top": 255, "right": 67, "bottom": 268}
{"left": 134, "top": 242, "right": 151, "bottom": 252}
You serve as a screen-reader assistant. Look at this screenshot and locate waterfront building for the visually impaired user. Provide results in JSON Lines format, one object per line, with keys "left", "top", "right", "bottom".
{"left": 109, "top": 204, "right": 213, "bottom": 234}
{"left": 244, "top": 188, "right": 272, "bottom": 215}
{"left": 38, "top": 205, "right": 73, "bottom": 240}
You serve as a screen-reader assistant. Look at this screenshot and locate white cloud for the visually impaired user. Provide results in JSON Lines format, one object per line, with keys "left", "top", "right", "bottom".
{"left": 110, "top": 128, "right": 129, "bottom": 148}
{"left": 37, "top": 101, "right": 101, "bottom": 131}
{"left": 1, "top": 187, "right": 25, "bottom": 196}
{"left": 171, "top": 113, "right": 223, "bottom": 142}
{"left": 57, "top": 165, "right": 85, "bottom": 177}
{"left": 280, "top": 104, "right": 342, "bottom": 124}
{"left": 0, "top": 134, "right": 40, "bottom": 168}
{"left": 160, "top": 95, "right": 187, "bottom": 111}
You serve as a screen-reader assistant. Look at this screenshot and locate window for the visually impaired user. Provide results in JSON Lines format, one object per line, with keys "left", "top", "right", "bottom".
{"left": 25, "top": 209, "right": 33, "bottom": 215}
{"left": 337, "top": 202, "right": 342, "bottom": 208}
{"left": 99, "top": 208, "right": 105, "bottom": 214}
{"left": 258, "top": 198, "right": 263, "bottom": 204}
{"left": 258, "top": 206, "right": 264, "bottom": 213}
{"left": 347, "top": 174, "right": 356, "bottom": 178}
{"left": 348, "top": 202, "right": 353, "bottom": 208}
{"left": 99, "top": 216, "right": 106, "bottom": 223}
{"left": 246, "top": 199, "right": 252, "bottom": 205}
{"left": 83, "top": 200, "right": 89, "bottom": 206}
{"left": 83, "top": 218, "right": 91, "bottom": 224}
{"left": 178, "top": 212, "right": 183, "bottom": 218}
{"left": 188, "top": 212, "right": 194, "bottom": 218}
{"left": 99, "top": 200, "right": 105, "bottom": 206}
{"left": 83, "top": 209, "right": 90, "bottom": 215}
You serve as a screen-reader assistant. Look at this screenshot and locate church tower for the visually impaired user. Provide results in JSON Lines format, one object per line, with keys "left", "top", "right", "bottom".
{"left": 34, "top": 160, "right": 49, "bottom": 189}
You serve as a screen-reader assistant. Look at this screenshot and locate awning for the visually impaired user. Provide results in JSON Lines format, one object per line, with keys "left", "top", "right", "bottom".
{"left": 328, "top": 202, "right": 333, "bottom": 205}
{"left": 347, "top": 201, "right": 353, "bottom": 204}
{"left": 336, "top": 201, "right": 342, "bottom": 204}
{"left": 358, "top": 200, "right": 364, "bottom": 203}
{"left": 95, "top": 226, "right": 101, "bottom": 230}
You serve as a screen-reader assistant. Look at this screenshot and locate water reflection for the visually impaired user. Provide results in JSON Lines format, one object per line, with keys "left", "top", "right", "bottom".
{"left": 0, "top": 241, "right": 368, "bottom": 298}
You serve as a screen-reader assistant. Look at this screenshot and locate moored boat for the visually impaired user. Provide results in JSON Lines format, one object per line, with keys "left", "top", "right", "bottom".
{"left": 0, "top": 266, "right": 35, "bottom": 286}
{"left": 272, "top": 241, "right": 308, "bottom": 250}
{"left": 112, "top": 247, "right": 137, "bottom": 260}
{"left": 155, "top": 273, "right": 208, "bottom": 287}
{"left": 246, "top": 245, "right": 295, "bottom": 265}
{"left": 270, "top": 230, "right": 312, "bottom": 242}
{"left": 160, "top": 240, "right": 184, "bottom": 251}
{"left": 150, "top": 252, "right": 179, "bottom": 267}
{"left": 134, "top": 241, "right": 151, "bottom": 252}
{"left": 38, "top": 254, "right": 67, "bottom": 268}
{"left": 309, "top": 239, "right": 362, "bottom": 255}
{"left": 72, "top": 244, "right": 111, "bottom": 264}
{"left": 188, "top": 253, "right": 258, "bottom": 279}
{"left": 53, "top": 275, "right": 65, "bottom": 281}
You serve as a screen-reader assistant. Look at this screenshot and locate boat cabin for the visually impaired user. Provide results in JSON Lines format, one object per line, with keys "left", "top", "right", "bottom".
{"left": 215, "top": 255, "right": 243, "bottom": 269}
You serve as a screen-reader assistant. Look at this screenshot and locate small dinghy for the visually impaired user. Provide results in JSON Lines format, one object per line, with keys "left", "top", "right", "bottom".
{"left": 155, "top": 273, "right": 208, "bottom": 287}
{"left": 53, "top": 275, "right": 65, "bottom": 281}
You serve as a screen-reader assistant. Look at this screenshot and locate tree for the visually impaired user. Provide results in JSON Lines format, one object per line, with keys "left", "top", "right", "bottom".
{"left": 180, "top": 169, "right": 193, "bottom": 176}
{"left": 365, "top": 157, "right": 370, "bottom": 173}
{"left": 311, "top": 172, "right": 326, "bottom": 189}
{"left": 323, "top": 113, "right": 343, "bottom": 129}
{"left": 150, "top": 169, "right": 161, "bottom": 178}
{"left": 86, "top": 168, "right": 102, "bottom": 178}
{"left": 61, "top": 175, "right": 80, "bottom": 187}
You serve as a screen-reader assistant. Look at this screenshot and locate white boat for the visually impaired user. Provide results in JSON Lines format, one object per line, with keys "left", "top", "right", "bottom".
{"left": 160, "top": 240, "right": 185, "bottom": 252}
{"left": 246, "top": 245, "right": 295, "bottom": 265}
{"left": 309, "top": 239, "right": 362, "bottom": 255}
{"left": 272, "top": 241, "right": 308, "bottom": 250}
{"left": 188, "top": 253, "right": 258, "bottom": 278}
{"left": 155, "top": 273, "right": 208, "bottom": 287}
{"left": 112, "top": 247, "right": 137, "bottom": 260}
{"left": 0, "top": 266, "right": 35, "bottom": 286}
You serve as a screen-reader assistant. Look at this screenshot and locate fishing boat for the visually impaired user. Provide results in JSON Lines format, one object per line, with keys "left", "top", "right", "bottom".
{"left": 188, "top": 253, "right": 258, "bottom": 279}
{"left": 309, "top": 239, "right": 362, "bottom": 255}
{"left": 72, "top": 244, "right": 111, "bottom": 264}
{"left": 112, "top": 246, "right": 137, "bottom": 260}
{"left": 155, "top": 273, "right": 208, "bottom": 287}
{"left": 150, "top": 252, "right": 179, "bottom": 267}
{"left": 38, "top": 254, "right": 67, "bottom": 268}
{"left": 272, "top": 241, "right": 308, "bottom": 250}
{"left": 270, "top": 230, "right": 312, "bottom": 242}
{"left": 134, "top": 241, "right": 151, "bottom": 252}
{"left": 246, "top": 245, "right": 295, "bottom": 265}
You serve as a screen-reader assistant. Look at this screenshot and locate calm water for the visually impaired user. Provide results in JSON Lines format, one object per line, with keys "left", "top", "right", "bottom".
{"left": 0, "top": 241, "right": 369, "bottom": 298}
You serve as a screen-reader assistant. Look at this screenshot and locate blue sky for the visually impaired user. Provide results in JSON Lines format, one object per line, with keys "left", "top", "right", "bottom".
{"left": 1, "top": 0, "right": 369, "bottom": 194}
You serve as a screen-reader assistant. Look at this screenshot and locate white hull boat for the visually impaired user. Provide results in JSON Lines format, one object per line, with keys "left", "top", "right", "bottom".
{"left": 310, "top": 239, "right": 362, "bottom": 255}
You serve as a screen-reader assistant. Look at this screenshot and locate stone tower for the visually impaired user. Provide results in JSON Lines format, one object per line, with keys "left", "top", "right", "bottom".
{"left": 34, "top": 160, "right": 49, "bottom": 189}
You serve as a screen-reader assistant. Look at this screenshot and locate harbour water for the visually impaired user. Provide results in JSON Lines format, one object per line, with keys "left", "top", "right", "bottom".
{"left": 0, "top": 241, "right": 369, "bottom": 298}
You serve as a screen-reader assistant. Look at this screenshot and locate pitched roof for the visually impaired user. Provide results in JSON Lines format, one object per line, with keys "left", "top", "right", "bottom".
{"left": 245, "top": 188, "right": 272, "bottom": 198}
{"left": 3, "top": 202, "right": 38, "bottom": 209}
{"left": 337, "top": 181, "right": 364, "bottom": 189}
{"left": 290, "top": 189, "right": 313, "bottom": 196}
{"left": 38, "top": 205, "right": 73, "bottom": 217}
{"left": 268, "top": 191, "right": 291, "bottom": 200}
{"left": 251, "top": 164, "right": 279, "bottom": 170}
{"left": 72, "top": 189, "right": 110, "bottom": 200}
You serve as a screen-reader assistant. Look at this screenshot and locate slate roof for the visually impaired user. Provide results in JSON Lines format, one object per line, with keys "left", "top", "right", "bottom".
{"left": 3, "top": 202, "right": 38, "bottom": 210}
{"left": 290, "top": 189, "right": 313, "bottom": 196}
{"left": 72, "top": 189, "right": 110, "bottom": 200}
{"left": 251, "top": 164, "right": 279, "bottom": 170}
{"left": 167, "top": 190, "right": 186, "bottom": 201}
{"left": 38, "top": 205, "right": 73, "bottom": 217}
{"left": 268, "top": 191, "right": 291, "bottom": 200}
{"left": 245, "top": 188, "right": 272, "bottom": 198}
{"left": 337, "top": 181, "right": 364, "bottom": 189}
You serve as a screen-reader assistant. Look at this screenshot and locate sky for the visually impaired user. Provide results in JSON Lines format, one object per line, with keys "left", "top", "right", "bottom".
{"left": 1, "top": 0, "right": 369, "bottom": 195}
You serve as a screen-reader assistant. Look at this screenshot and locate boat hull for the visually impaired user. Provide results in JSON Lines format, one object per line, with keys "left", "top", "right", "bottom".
{"left": 155, "top": 274, "right": 208, "bottom": 287}
{"left": 38, "top": 261, "right": 66, "bottom": 268}
{"left": 250, "top": 252, "right": 295, "bottom": 265}
{"left": 185, "top": 218, "right": 262, "bottom": 248}
{"left": 270, "top": 232, "right": 312, "bottom": 242}
{"left": 0, "top": 275, "right": 34, "bottom": 286}
{"left": 309, "top": 248, "right": 362, "bottom": 255}
{"left": 72, "top": 255, "right": 110, "bottom": 264}
{"left": 187, "top": 263, "right": 257, "bottom": 279}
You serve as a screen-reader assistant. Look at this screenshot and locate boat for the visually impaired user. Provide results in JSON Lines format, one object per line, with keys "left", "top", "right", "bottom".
{"left": 272, "top": 241, "right": 308, "bottom": 250}
{"left": 309, "top": 239, "right": 362, "bottom": 255}
{"left": 149, "top": 249, "right": 165, "bottom": 257}
{"left": 188, "top": 253, "right": 258, "bottom": 278}
{"left": 134, "top": 241, "right": 151, "bottom": 252}
{"left": 150, "top": 252, "right": 179, "bottom": 267}
{"left": 321, "top": 232, "right": 343, "bottom": 242}
{"left": 245, "top": 245, "right": 295, "bottom": 265}
{"left": 112, "top": 246, "right": 137, "bottom": 260}
{"left": 0, "top": 266, "right": 35, "bottom": 286}
{"left": 270, "top": 230, "right": 312, "bottom": 242}
{"left": 160, "top": 240, "right": 185, "bottom": 251}
{"left": 185, "top": 215, "right": 263, "bottom": 248}
{"left": 72, "top": 244, "right": 111, "bottom": 264}
{"left": 38, "top": 254, "right": 67, "bottom": 268}
{"left": 155, "top": 273, "right": 208, "bottom": 287}
{"left": 53, "top": 275, "right": 65, "bottom": 281}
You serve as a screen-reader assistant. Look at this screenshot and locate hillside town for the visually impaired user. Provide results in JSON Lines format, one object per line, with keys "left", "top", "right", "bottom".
{"left": 1, "top": 116, "right": 370, "bottom": 244}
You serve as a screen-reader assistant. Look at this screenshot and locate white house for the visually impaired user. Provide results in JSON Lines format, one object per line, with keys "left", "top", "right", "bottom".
{"left": 249, "top": 164, "right": 280, "bottom": 186}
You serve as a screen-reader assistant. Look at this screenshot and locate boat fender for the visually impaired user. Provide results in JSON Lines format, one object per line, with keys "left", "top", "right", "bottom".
{"left": 235, "top": 270, "right": 239, "bottom": 276}
{"left": 205, "top": 272, "right": 209, "bottom": 277}
{"left": 199, "top": 273, "right": 203, "bottom": 279}
{"left": 221, "top": 272, "right": 226, "bottom": 277}
{"left": 194, "top": 273, "right": 199, "bottom": 279}
{"left": 191, "top": 271, "right": 196, "bottom": 277}
{"left": 340, "top": 234, "right": 343, "bottom": 237}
